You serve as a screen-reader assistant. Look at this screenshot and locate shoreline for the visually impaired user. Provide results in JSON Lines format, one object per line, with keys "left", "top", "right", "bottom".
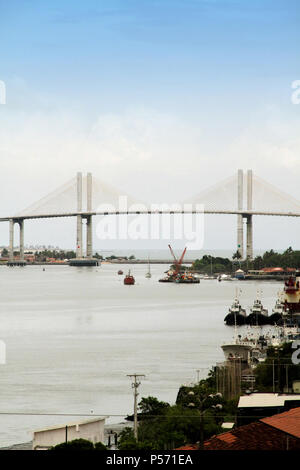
{"left": 0, "top": 421, "right": 132, "bottom": 450}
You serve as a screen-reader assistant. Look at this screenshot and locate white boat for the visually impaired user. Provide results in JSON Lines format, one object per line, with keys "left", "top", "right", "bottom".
{"left": 222, "top": 324, "right": 300, "bottom": 365}
{"left": 145, "top": 258, "right": 151, "bottom": 278}
{"left": 218, "top": 274, "right": 233, "bottom": 281}
{"left": 272, "top": 298, "right": 285, "bottom": 316}
{"left": 250, "top": 299, "right": 268, "bottom": 316}
{"left": 246, "top": 291, "right": 268, "bottom": 325}
{"left": 224, "top": 289, "right": 246, "bottom": 325}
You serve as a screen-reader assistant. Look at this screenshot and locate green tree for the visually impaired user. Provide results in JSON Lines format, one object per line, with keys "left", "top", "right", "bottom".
{"left": 1, "top": 248, "right": 8, "bottom": 257}
{"left": 50, "top": 438, "right": 95, "bottom": 451}
{"left": 117, "top": 428, "right": 139, "bottom": 450}
{"left": 138, "top": 396, "right": 170, "bottom": 419}
{"left": 94, "top": 441, "right": 108, "bottom": 450}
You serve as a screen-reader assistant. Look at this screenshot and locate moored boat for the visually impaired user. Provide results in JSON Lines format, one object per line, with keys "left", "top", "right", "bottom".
{"left": 145, "top": 258, "right": 152, "bottom": 278}
{"left": 268, "top": 298, "right": 285, "bottom": 325}
{"left": 124, "top": 270, "right": 135, "bottom": 285}
{"left": 118, "top": 270, "right": 123, "bottom": 275}
{"left": 246, "top": 295, "right": 269, "bottom": 326}
{"left": 221, "top": 327, "right": 294, "bottom": 366}
{"left": 218, "top": 274, "right": 233, "bottom": 282}
{"left": 281, "top": 271, "right": 300, "bottom": 325}
{"left": 174, "top": 272, "right": 200, "bottom": 284}
{"left": 159, "top": 276, "right": 173, "bottom": 283}
{"left": 224, "top": 297, "right": 247, "bottom": 325}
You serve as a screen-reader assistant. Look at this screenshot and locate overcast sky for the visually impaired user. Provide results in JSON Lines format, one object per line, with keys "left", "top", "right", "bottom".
{"left": 0, "top": 0, "right": 300, "bottom": 252}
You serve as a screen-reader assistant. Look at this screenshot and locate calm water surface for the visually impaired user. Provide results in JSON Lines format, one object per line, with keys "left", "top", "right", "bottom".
{"left": 0, "top": 264, "right": 281, "bottom": 446}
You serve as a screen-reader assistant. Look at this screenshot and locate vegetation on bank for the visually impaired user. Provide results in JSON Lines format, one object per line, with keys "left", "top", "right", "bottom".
{"left": 250, "top": 246, "right": 300, "bottom": 269}
{"left": 192, "top": 255, "right": 232, "bottom": 274}
{"left": 0, "top": 248, "right": 137, "bottom": 262}
{"left": 192, "top": 247, "right": 300, "bottom": 274}
{"left": 49, "top": 439, "right": 107, "bottom": 451}
{"left": 118, "top": 369, "right": 238, "bottom": 450}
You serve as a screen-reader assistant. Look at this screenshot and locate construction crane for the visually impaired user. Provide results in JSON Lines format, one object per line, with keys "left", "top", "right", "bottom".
{"left": 168, "top": 244, "right": 187, "bottom": 277}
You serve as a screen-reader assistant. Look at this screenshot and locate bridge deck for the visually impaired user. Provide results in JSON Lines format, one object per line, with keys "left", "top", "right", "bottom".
{"left": 1, "top": 209, "right": 300, "bottom": 221}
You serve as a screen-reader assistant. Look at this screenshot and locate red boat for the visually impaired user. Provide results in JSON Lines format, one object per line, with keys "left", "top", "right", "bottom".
{"left": 283, "top": 271, "right": 300, "bottom": 313}
{"left": 118, "top": 270, "right": 123, "bottom": 275}
{"left": 124, "top": 270, "right": 135, "bottom": 285}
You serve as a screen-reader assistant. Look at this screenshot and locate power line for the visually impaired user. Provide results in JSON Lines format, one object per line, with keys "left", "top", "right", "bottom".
{"left": 0, "top": 411, "right": 298, "bottom": 420}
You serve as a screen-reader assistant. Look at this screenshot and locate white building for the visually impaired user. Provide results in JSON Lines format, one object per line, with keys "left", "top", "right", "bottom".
{"left": 32, "top": 417, "right": 108, "bottom": 450}
{"left": 238, "top": 393, "right": 300, "bottom": 409}
{"left": 237, "top": 393, "right": 300, "bottom": 425}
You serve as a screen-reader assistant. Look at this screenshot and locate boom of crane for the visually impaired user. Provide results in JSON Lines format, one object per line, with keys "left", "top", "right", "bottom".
{"left": 168, "top": 245, "right": 187, "bottom": 277}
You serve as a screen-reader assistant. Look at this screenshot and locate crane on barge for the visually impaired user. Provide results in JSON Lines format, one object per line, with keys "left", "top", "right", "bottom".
{"left": 159, "top": 245, "right": 199, "bottom": 283}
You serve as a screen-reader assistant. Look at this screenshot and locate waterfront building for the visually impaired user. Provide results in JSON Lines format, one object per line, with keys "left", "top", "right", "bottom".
{"left": 32, "top": 417, "right": 108, "bottom": 450}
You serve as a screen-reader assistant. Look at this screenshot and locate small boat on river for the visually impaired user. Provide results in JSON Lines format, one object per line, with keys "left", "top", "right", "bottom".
{"left": 124, "top": 270, "right": 135, "bottom": 285}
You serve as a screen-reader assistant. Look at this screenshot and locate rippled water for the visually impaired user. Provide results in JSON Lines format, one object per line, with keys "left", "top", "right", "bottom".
{"left": 0, "top": 264, "right": 281, "bottom": 446}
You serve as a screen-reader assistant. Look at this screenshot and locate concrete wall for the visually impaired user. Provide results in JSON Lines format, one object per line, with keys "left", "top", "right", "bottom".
{"left": 33, "top": 418, "right": 106, "bottom": 450}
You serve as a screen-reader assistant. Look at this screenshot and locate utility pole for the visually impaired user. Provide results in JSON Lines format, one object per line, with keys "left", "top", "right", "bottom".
{"left": 127, "top": 374, "right": 145, "bottom": 441}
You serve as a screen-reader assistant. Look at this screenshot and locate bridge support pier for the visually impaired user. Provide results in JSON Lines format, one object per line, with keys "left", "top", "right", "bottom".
{"left": 237, "top": 169, "right": 244, "bottom": 258}
{"left": 246, "top": 215, "right": 253, "bottom": 261}
{"left": 86, "top": 172, "right": 93, "bottom": 258}
{"left": 246, "top": 169, "right": 253, "bottom": 261}
{"left": 86, "top": 216, "right": 93, "bottom": 257}
{"left": 76, "top": 215, "right": 83, "bottom": 258}
{"left": 9, "top": 218, "right": 14, "bottom": 261}
{"left": 8, "top": 218, "right": 26, "bottom": 265}
{"left": 237, "top": 215, "right": 243, "bottom": 259}
{"left": 76, "top": 172, "right": 83, "bottom": 258}
{"left": 19, "top": 219, "right": 24, "bottom": 262}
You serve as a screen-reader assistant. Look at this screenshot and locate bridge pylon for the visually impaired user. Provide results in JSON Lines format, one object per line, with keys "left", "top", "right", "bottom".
{"left": 236, "top": 169, "right": 253, "bottom": 261}
{"left": 71, "top": 172, "right": 98, "bottom": 266}
{"left": 237, "top": 169, "right": 244, "bottom": 259}
{"left": 8, "top": 218, "right": 26, "bottom": 266}
{"left": 246, "top": 169, "right": 253, "bottom": 261}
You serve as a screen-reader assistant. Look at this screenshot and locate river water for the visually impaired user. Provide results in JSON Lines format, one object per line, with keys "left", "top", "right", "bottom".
{"left": 0, "top": 264, "right": 281, "bottom": 446}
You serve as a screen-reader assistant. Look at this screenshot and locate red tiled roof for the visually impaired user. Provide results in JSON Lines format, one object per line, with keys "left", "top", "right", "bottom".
{"left": 204, "top": 407, "right": 300, "bottom": 450}
{"left": 175, "top": 444, "right": 198, "bottom": 450}
{"left": 260, "top": 267, "right": 284, "bottom": 272}
{"left": 176, "top": 408, "right": 300, "bottom": 451}
{"left": 217, "top": 433, "right": 237, "bottom": 443}
{"left": 261, "top": 407, "right": 300, "bottom": 439}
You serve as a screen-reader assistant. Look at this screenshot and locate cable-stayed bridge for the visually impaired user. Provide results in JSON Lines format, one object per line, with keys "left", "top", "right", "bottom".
{"left": 2, "top": 169, "right": 300, "bottom": 264}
